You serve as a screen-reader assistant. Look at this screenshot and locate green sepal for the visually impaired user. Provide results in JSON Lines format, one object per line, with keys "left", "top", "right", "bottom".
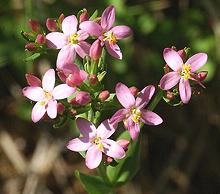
{"left": 89, "top": 10, "right": 98, "bottom": 20}
{"left": 25, "top": 53, "right": 41, "bottom": 62}
{"left": 52, "top": 115, "right": 68, "bottom": 128}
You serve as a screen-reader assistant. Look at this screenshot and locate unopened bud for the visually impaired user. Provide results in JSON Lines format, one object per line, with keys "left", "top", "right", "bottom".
{"left": 66, "top": 73, "right": 83, "bottom": 87}
{"left": 57, "top": 70, "right": 67, "bottom": 82}
{"left": 79, "top": 9, "right": 89, "bottom": 23}
{"left": 197, "top": 71, "right": 208, "bottom": 82}
{"left": 117, "top": 139, "right": 130, "bottom": 151}
{"left": 25, "top": 43, "right": 36, "bottom": 51}
{"left": 25, "top": 74, "right": 41, "bottom": 87}
{"left": 99, "top": 90, "right": 110, "bottom": 101}
{"left": 129, "top": 86, "right": 138, "bottom": 96}
{"left": 166, "top": 91, "right": 175, "bottom": 101}
{"left": 57, "top": 103, "right": 65, "bottom": 114}
{"left": 89, "top": 74, "right": 98, "bottom": 85}
{"left": 70, "top": 98, "right": 78, "bottom": 106}
{"left": 75, "top": 91, "right": 91, "bottom": 105}
{"left": 59, "top": 13, "right": 65, "bottom": 24}
{"left": 46, "top": 18, "right": 57, "bottom": 32}
{"left": 36, "top": 34, "right": 46, "bottom": 44}
{"left": 106, "top": 156, "right": 114, "bottom": 164}
{"left": 89, "top": 39, "right": 102, "bottom": 60}
{"left": 28, "top": 19, "right": 40, "bottom": 32}
{"left": 177, "top": 49, "right": 187, "bottom": 61}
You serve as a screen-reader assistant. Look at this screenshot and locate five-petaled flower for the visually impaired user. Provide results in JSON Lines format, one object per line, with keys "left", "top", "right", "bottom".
{"left": 23, "top": 69, "right": 75, "bottom": 123}
{"left": 110, "top": 83, "right": 163, "bottom": 140}
{"left": 80, "top": 5, "right": 132, "bottom": 59}
{"left": 160, "top": 48, "right": 208, "bottom": 104}
{"left": 46, "top": 15, "right": 91, "bottom": 69}
{"left": 67, "top": 118, "right": 125, "bottom": 169}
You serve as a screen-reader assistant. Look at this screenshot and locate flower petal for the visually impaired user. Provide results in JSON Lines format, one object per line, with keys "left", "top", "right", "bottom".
{"left": 79, "top": 21, "right": 102, "bottom": 36}
{"left": 56, "top": 45, "right": 76, "bottom": 70}
{"left": 101, "top": 5, "right": 115, "bottom": 30}
{"left": 126, "top": 118, "right": 140, "bottom": 140}
{"left": 85, "top": 145, "right": 102, "bottom": 169}
{"left": 75, "top": 41, "right": 90, "bottom": 58}
{"left": 97, "top": 119, "right": 116, "bottom": 139}
{"left": 46, "top": 100, "right": 57, "bottom": 119}
{"left": 77, "top": 30, "right": 89, "bottom": 41}
{"left": 185, "top": 53, "right": 208, "bottom": 72}
{"left": 136, "top": 85, "right": 155, "bottom": 109}
{"left": 160, "top": 71, "right": 181, "bottom": 90}
{"left": 52, "top": 84, "right": 75, "bottom": 100}
{"left": 141, "top": 110, "right": 163, "bottom": 125}
{"left": 105, "top": 42, "right": 122, "bottom": 59}
{"left": 22, "top": 86, "right": 44, "bottom": 101}
{"left": 25, "top": 74, "right": 41, "bottom": 87}
{"left": 76, "top": 118, "right": 97, "bottom": 138}
{"left": 31, "top": 101, "right": 46, "bottom": 123}
{"left": 116, "top": 82, "right": 135, "bottom": 108}
{"left": 163, "top": 48, "right": 183, "bottom": 71}
{"left": 179, "top": 78, "right": 191, "bottom": 104}
{"left": 102, "top": 139, "right": 125, "bottom": 159}
{"left": 42, "top": 69, "right": 55, "bottom": 92}
{"left": 67, "top": 137, "right": 91, "bottom": 152}
{"left": 110, "top": 108, "right": 128, "bottom": 125}
{"left": 111, "top": 25, "right": 132, "bottom": 39}
{"left": 46, "top": 32, "right": 67, "bottom": 49}
{"left": 62, "top": 15, "right": 78, "bottom": 35}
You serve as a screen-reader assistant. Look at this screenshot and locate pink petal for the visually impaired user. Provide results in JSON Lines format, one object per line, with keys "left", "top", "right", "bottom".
{"left": 46, "top": 100, "right": 57, "bottom": 119}
{"left": 97, "top": 119, "right": 116, "bottom": 139}
{"left": 116, "top": 82, "right": 135, "bottom": 108}
{"left": 111, "top": 25, "right": 132, "bottom": 39}
{"left": 60, "top": 62, "right": 80, "bottom": 75}
{"left": 102, "top": 139, "right": 125, "bottom": 159}
{"left": 76, "top": 118, "right": 97, "bottom": 138}
{"left": 22, "top": 86, "right": 44, "bottom": 101}
{"left": 77, "top": 30, "right": 89, "bottom": 41}
{"left": 67, "top": 137, "right": 91, "bottom": 152}
{"left": 160, "top": 71, "right": 181, "bottom": 90}
{"left": 62, "top": 15, "right": 78, "bottom": 35}
{"left": 79, "top": 21, "right": 102, "bottom": 36}
{"left": 75, "top": 41, "right": 90, "bottom": 58}
{"left": 46, "top": 32, "right": 67, "bottom": 49}
{"left": 105, "top": 42, "right": 122, "bottom": 59}
{"left": 31, "top": 101, "right": 46, "bottom": 123}
{"left": 25, "top": 74, "right": 41, "bottom": 87}
{"left": 185, "top": 53, "right": 208, "bottom": 72}
{"left": 163, "top": 48, "right": 183, "bottom": 71}
{"left": 126, "top": 118, "right": 140, "bottom": 140}
{"left": 56, "top": 45, "right": 76, "bottom": 70}
{"left": 136, "top": 85, "right": 155, "bottom": 109}
{"left": 110, "top": 108, "right": 128, "bottom": 125}
{"left": 52, "top": 84, "right": 75, "bottom": 100}
{"left": 179, "top": 78, "right": 191, "bottom": 104}
{"left": 85, "top": 145, "right": 102, "bottom": 169}
{"left": 42, "top": 69, "right": 55, "bottom": 92}
{"left": 141, "top": 110, "right": 163, "bottom": 125}
{"left": 101, "top": 5, "right": 115, "bottom": 30}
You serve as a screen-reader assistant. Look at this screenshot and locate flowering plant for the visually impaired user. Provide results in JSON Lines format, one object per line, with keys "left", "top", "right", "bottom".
{"left": 22, "top": 5, "right": 208, "bottom": 194}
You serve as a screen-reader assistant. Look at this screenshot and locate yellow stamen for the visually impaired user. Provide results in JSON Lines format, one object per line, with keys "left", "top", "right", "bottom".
{"left": 40, "top": 101, "right": 46, "bottom": 106}
{"left": 180, "top": 64, "right": 191, "bottom": 80}
{"left": 92, "top": 136, "right": 104, "bottom": 152}
{"left": 69, "top": 33, "right": 79, "bottom": 44}
{"left": 103, "top": 31, "right": 117, "bottom": 45}
{"left": 131, "top": 108, "right": 141, "bottom": 123}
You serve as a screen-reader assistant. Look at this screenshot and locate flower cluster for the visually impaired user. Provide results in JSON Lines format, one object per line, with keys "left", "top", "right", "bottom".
{"left": 22, "top": 5, "right": 208, "bottom": 170}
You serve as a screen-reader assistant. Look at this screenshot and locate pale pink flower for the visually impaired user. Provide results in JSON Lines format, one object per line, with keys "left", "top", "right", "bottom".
{"left": 46, "top": 15, "right": 90, "bottom": 69}
{"left": 159, "top": 48, "right": 208, "bottom": 104}
{"left": 23, "top": 69, "right": 75, "bottom": 123}
{"left": 80, "top": 5, "right": 132, "bottom": 59}
{"left": 67, "top": 118, "right": 125, "bottom": 169}
{"left": 110, "top": 83, "right": 163, "bottom": 140}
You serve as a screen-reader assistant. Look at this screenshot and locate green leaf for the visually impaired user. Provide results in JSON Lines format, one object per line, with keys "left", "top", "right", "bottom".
{"left": 25, "top": 53, "right": 41, "bottom": 62}
{"left": 89, "top": 10, "right": 98, "bottom": 21}
{"left": 75, "top": 170, "right": 113, "bottom": 194}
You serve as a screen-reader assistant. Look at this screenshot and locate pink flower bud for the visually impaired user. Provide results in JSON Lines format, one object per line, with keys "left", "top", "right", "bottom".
{"left": 106, "top": 156, "right": 114, "bottom": 164}
{"left": 46, "top": 18, "right": 57, "bottom": 32}
{"left": 36, "top": 34, "right": 46, "bottom": 44}
{"left": 59, "top": 13, "right": 65, "bottom": 24}
{"left": 28, "top": 19, "right": 40, "bottom": 32}
{"left": 25, "top": 74, "right": 41, "bottom": 87}
{"left": 129, "top": 86, "right": 138, "bottom": 96}
{"left": 70, "top": 98, "right": 78, "bottom": 106}
{"left": 25, "top": 43, "right": 36, "bottom": 51}
{"left": 57, "top": 103, "right": 65, "bottom": 114}
{"left": 99, "top": 90, "right": 110, "bottom": 101}
{"left": 89, "top": 39, "right": 102, "bottom": 60}
{"left": 75, "top": 91, "right": 91, "bottom": 105}
{"left": 79, "top": 9, "right": 89, "bottom": 23}
{"left": 66, "top": 73, "right": 84, "bottom": 87}
{"left": 166, "top": 91, "right": 174, "bottom": 101}
{"left": 57, "top": 70, "right": 67, "bottom": 82}
{"left": 117, "top": 139, "right": 130, "bottom": 150}
{"left": 177, "top": 49, "right": 187, "bottom": 61}
{"left": 89, "top": 74, "right": 98, "bottom": 85}
{"left": 197, "top": 71, "right": 208, "bottom": 82}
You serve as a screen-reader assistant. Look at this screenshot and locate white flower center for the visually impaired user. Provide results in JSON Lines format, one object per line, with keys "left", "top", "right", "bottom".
{"left": 40, "top": 90, "right": 53, "bottom": 106}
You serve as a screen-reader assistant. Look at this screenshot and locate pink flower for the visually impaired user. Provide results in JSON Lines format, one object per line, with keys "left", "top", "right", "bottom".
{"left": 79, "top": 5, "right": 132, "bottom": 59}
{"left": 23, "top": 69, "right": 75, "bottom": 123}
{"left": 46, "top": 15, "right": 91, "bottom": 69}
{"left": 67, "top": 118, "right": 125, "bottom": 169}
{"left": 110, "top": 83, "right": 163, "bottom": 140}
{"left": 159, "top": 48, "right": 208, "bottom": 104}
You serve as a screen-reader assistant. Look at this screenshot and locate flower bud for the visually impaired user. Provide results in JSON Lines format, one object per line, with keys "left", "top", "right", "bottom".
{"left": 89, "top": 74, "right": 98, "bottom": 85}
{"left": 28, "top": 19, "right": 40, "bottom": 32}
{"left": 117, "top": 139, "right": 130, "bottom": 150}
{"left": 75, "top": 91, "right": 91, "bottom": 105}
{"left": 25, "top": 74, "right": 41, "bottom": 87}
{"left": 59, "top": 13, "right": 65, "bottom": 24}
{"left": 25, "top": 43, "right": 36, "bottom": 51}
{"left": 89, "top": 39, "right": 102, "bottom": 60}
{"left": 197, "top": 71, "right": 208, "bottom": 82}
{"left": 57, "top": 103, "right": 65, "bottom": 114}
{"left": 70, "top": 98, "right": 78, "bottom": 106}
{"left": 66, "top": 73, "right": 83, "bottom": 87}
{"left": 129, "top": 86, "right": 138, "bottom": 96}
{"left": 57, "top": 70, "right": 67, "bottom": 82}
{"left": 36, "top": 34, "right": 46, "bottom": 44}
{"left": 166, "top": 91, "right": 175, "bottom": 101}
{"left": 46, "top": 18, "right": 57, "bottom": 32}
{"left": 106, "top": 156, "right": 114, "bottom": 164}
{"left": 79, "top": 9, "right": 89, "bottom": 23}
{"left": 177, "top": 49, "right": 187, "bottom": 61}
{"left": 99, "top": 90, "right": 110, "bottom": 101}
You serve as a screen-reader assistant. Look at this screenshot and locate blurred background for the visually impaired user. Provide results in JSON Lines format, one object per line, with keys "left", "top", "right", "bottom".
{"left": 0, "top": 0, "right": 220, "bottom": 193}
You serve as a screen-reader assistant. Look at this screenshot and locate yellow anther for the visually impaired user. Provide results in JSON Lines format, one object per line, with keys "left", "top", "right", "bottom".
{"left": 69, "top": 33, "right": 79, "bottom": 44}
{"left": 131, "top": 108, "right": 142, "bottom": 123}
{"left": 40, "top": 101, "right": 46, "bottom": 106}
{"left": 103, "top": 31, "right": 117, "bottom": 45}
{"left": 92, "top": 136, "right": 104, "bottom": 152}
{"left": 44, "top": 91, "right": 52, "bottom": 99}
{"left": 180, "top": 64, "right": 191, "bottom": 80}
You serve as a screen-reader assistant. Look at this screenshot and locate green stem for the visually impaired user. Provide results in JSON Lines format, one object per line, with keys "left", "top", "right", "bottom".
{"left": 97, "top": 161, "right": 110, "bottom": 184}
{"left": 148, "top": 87, "right": 164, "bottom": 111}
